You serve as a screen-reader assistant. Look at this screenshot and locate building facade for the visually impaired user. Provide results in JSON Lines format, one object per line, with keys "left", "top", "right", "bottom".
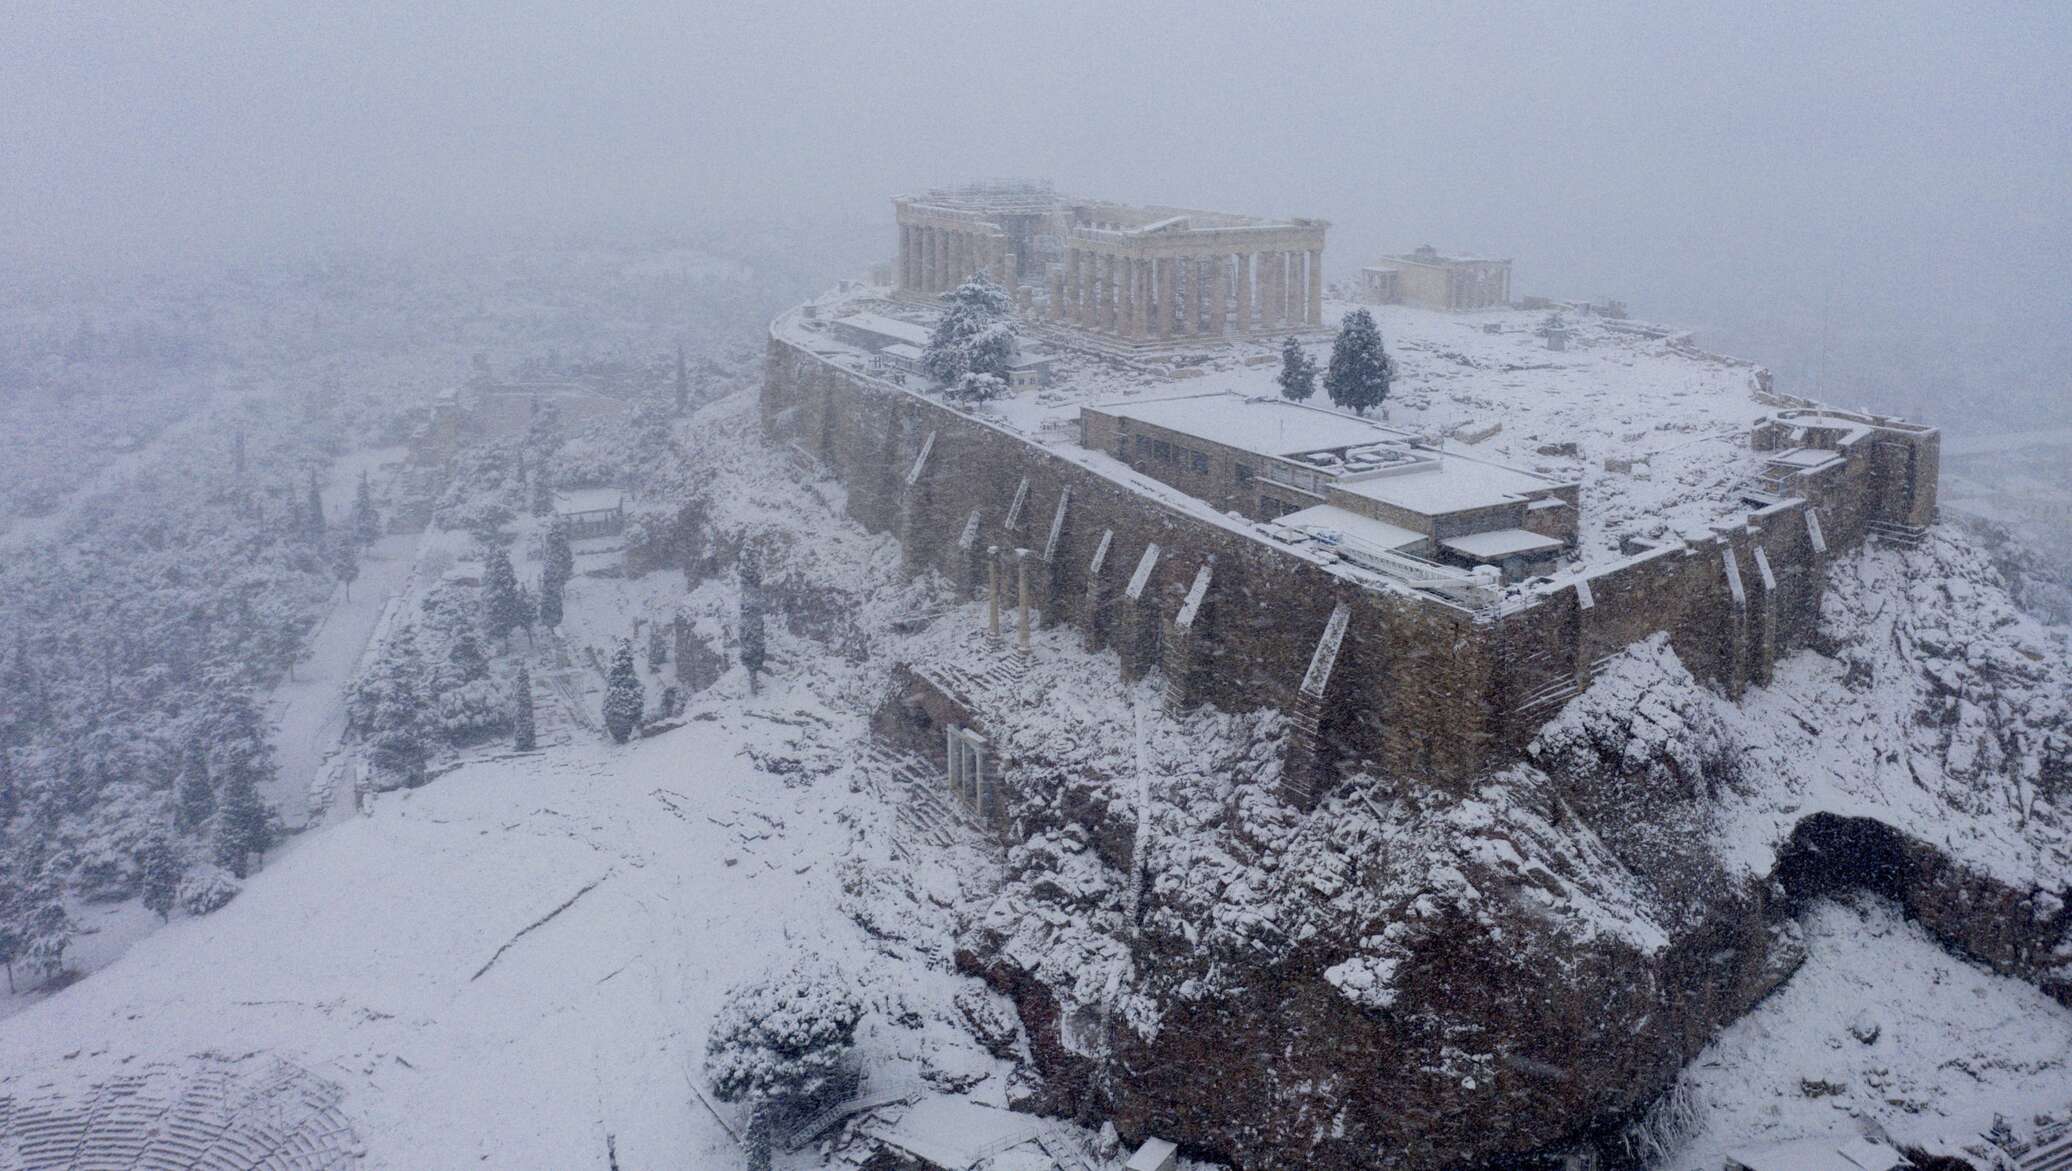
{"left": 1362, "top": 246, "right": 1513, "bottom": 311}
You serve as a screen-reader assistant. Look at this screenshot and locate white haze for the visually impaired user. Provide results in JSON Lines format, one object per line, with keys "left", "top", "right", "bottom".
{"left": 4, "top": 1, "right": 2068, "bottom": 429}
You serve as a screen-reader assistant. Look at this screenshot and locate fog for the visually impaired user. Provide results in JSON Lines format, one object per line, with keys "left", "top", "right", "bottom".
{"left": 6, "top": 2, "right": 2069, "bottom": 428}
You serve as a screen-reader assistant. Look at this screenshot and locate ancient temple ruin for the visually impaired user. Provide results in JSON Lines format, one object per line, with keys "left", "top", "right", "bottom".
{"left": 893, "top": 181, "right": 1329, "bottom": 348}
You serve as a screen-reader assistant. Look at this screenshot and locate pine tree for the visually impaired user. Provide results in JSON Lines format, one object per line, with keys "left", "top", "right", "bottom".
{"left": 305, "top": 469, "right": 326, "bottom": 539}
{"left": 174, "top": 740, "right": 214, "bottom": 836}
{"left": 330, "top": 533, "right": 360, "bottom": 601}
{"left": 0, "top": 867, "right": 19, "bottom": 993}
{"left": 922, "top": 275, "right": 1018, "bottom": 389}
{"left": 512, "top": 667, "right": 537, "bottom": 751}
{"left": 482, "top": 547, "right": 524, "bottom": 642}
{"left": 675, "top": 343, "right": 690, "bottom": 415}
{"left": 738, "top": 546, "right": 767, "bottom": 693}
{"left": 544, "top": 516, "right": 575, "bottom": 589}
{"left": 1278, "top": 336, "right": 1317, "bottom": 401}
{"left": 137, "top": 833, "right": 181, "bottom": 922}
{"left": 602, "top": 640, "right": 643, "bottom": 744}
{"left": 365, "top": 626, "right": 430, "bottom": 788}
{"left": 532, "top": 472, "right": 554, "bottom": 518}
{"left": 1325, "top": 308, "right": 1393, "bottom": 417}
{"left": 537, "top": 569, "right": 563, "bottom": 629}
{"left": 214, "top": 769, "right": 272, "bottom": 879}
{"left": 19, "top": 864, "right": 72, "bottom": 984}
{"left": 352, "top": 470, "right": 380, "bottom": 546}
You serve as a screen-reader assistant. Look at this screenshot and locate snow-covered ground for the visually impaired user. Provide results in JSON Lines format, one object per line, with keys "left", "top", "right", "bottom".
{"left": 0, "top": 671, "right": 1013, "bottom": 1168}
{"left": 1660, "top": 894, "right": 2072, "bottom": 1170}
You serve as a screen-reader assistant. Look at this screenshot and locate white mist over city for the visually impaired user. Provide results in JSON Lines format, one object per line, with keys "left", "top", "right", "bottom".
{"left": 1, "top": 6, "right": 2067, "bottom": 1171}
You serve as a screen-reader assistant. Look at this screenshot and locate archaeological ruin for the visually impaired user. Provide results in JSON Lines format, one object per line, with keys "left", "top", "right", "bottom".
{"left": 894, "top": 181, "right": 1330, "bottom": 349}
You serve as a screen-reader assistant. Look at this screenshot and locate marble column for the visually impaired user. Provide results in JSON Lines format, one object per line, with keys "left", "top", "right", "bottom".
{"left": 1286, "top": 251, "right": 1305, "bottom": 326}
{"left": 1110, "top": 255, "right": 1127, "bottom": 334}
{"left": 1269, "top": 251, "right": 1288, "bottom": 325}
{"left": 1209, "top": 254, "right": 1229, "bottom": 336}
{"left": 1193, "top": 256, "right": 1214, "bottom": 335}
{"left": 1134, "top": 258, "right": 1153, "bottom": 339}
{"left": 1307, "top": 248, "right": 1324, "bottom": 325}
{"left": 1154, "top": 257, "right": 1173, "bottom": 339}
{"left": 1234, "top": 252, "right": 1253, "bottom": 334}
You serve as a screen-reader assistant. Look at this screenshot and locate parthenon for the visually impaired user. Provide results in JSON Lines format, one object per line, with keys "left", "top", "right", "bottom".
{"left": 894, "top": 180, "right": 1328, "bottom": 348}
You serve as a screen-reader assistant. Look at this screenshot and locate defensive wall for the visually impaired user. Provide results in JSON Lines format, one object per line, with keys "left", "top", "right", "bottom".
{"left": 764, "top": 305, "right": 1939, "bottom": 801}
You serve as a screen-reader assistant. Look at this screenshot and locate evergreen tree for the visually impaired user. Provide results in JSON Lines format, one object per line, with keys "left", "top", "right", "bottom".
{"left": 213, "top": 769, "right": 273, "bottom": 879}
{"left": 1325, "top": 308, "right": 1393, "bottom": 417}
{"left": 482, "top": 547, "right": 525, "bottom": 642}
{"left": 922, "top": 275, "right": 1018, "bottom": 389}
{"left": 174, "top": 740, "right": 214, "bottom": 835}
{"left": 137, "top": 833, "right": 181, "bottom": 922}
{"left": 351, "top": 470, "right": 380, "bottom": 546}
{"left": 1278, "top": 336, "right": 1317, "bottom": 401}
{"left": 512, "top": 667, "right": 537, "bottom": 751}
{"left": 537, "top": 569, "right": 563, "bottom": 629}
{"left": 531, "top": 472, "right": 554, "bottom": 517}
{"left": 330, "top": 533, "right": 359, "bottom": 600}
{"left": 738, "top": 546, "right": 767, "bottom": 693}
{"left": 544, "top": 516, "right": 575, "bottom": 591}
{"left": 675, "top": 343, "right": 690, "bottom": 415}
{"left": 647, "top": 622, "right": 669, "bottom": 670}
{"left": 449, "top": 626, "right": 489, "bottom": 682}
{"left": 19, "top": 864, "right": 72, "bottom": 984}
{"left": 602, "top": 640, "right": 643, "bottom": 744}
{"left": 0, "top": 867, "right": 19, "bottom": 993}
{"left": 364, "top": 626, "right": 430, "bottom": 788}
{"left": 305, "top": 468, "right": 326, "bottom": 539}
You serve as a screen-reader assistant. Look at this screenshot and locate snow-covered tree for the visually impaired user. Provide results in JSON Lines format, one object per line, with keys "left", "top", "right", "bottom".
{"left": 922, "top": 276, "right": 1018, "bottom": 390}
{"left": 537, "top": 569, "right": 563, "bottom": 629}
{"left": 738, "top": 545, "right": 767, "bottom": 692}
{"left": 602, "top": 640, "right": 643, "bottom": 744}
{"left": 357, "top": 625, "right": 429, "bottom": 788}
{"left": 647, "top": 622, "right": 669, "bottom": 670}
{"left": 351, "top": 470, "right": 380, "bottom": 546}
{"left": 1278, "top": 336, "right": 1317, "bottom": 401}
{"left": 745, "top": 1106, "right": 772, "bottom": 1171}
{"left": 137, "top": 833, "right": 182, "bottom": 922}
{"left": 17, "top": 865, "right": 73, "bottom": 985}
{"left": 330, "top": 533, "right": 359, "bottom": 601}
{"left": 449, "top": 626, "right": 489, "bottom": 684}
{"left": 213, "top": 769, "right": 273, "bottom": 879}
{"left": 531, "top": 473, "right": 554, "bottom": 518}
{"left": 704, "top": 953, "right": 865, "bottom": 1111}
{"left": 482, "top": 547, "right": 525, "bottom": 642}
{"left": 946, "top": 371, "right": 1007, "bottom": 405}
{"left": 512, "top": 667, "right": 537, "bottom": 751}
{"left": 174, "top": 740, "right": 214, "bottom": 836}
{"left": 1325, "top": 309, "right": 1392, "bottom": 417}
{"left": 304, "top": 468, "right": 326, "bottom": 540}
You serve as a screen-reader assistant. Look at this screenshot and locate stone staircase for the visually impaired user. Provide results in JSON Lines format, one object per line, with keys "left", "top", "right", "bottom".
{"left": 2019, "top": 1120, "right": 2072, "bottom": 1171}
{"left": 858, "top": 744, "right": 967, "bottom": 858}
{"left": 918, "top": 631, "right": 1029, "bottom": 711}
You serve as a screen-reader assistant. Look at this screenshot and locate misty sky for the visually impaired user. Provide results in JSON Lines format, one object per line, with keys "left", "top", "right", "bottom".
{"left": 5, "top": 3, "right": 2068, "bottom": 426}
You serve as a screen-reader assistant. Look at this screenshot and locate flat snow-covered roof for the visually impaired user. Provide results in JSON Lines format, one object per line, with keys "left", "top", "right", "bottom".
{"left": 1087, "top": 391, "right": 1409, "bottom": 459}
{"left": 870, "top": 1097, "right": 1044, "bottom": 1169}
{"left": 1272, "top": 504, "right": 1427, "bottom": 553}
{"left": 1441, "top": 529, "right": 1565, "bottom": 560}
{"left": 1335, "top": 455, "right": 1560, "bottom": 516}
{"left": 832, "top": 311, "right": 930, "bottom": 347}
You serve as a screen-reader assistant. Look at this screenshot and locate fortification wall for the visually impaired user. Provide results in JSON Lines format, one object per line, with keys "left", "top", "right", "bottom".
{"left": 765, "top": 311, "right": 1925, "bottom": 791}
{"left": 765, "top": 328, "right": 1503, "bottom": 786}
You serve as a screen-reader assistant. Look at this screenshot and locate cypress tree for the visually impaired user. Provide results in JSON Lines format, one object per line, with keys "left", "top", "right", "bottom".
{"left": 537, "top": 570, "right": 563, "bottom": 629}
{"left": 305, "top": 469, "right": 326, "bottom": 539}
{"left": 352, "top": 470, "right": 380, "bottom": 546}
{"left": 482, "top": 547, "right": 524, "bottom": 642}
{"left": 513, "top": 667, "right": 537, "bottom": 751}
{"left": 214, "top": 770, "right": 273, "bottom": 879}
{"left": 331, "top": 533, "right": 359, "bottom": 601}
{"left": 174, "top": 740, "right": 214, "bottom": 835}
{"left": 602, "top": 640, "right": 643, "bottom": 744}
{"left": 738, "top": 546, "right": 767, "bottom": 692}
{"left": 1278, "top": 335, "right": 1317, "bottom": 401}
{"left": 137, "top": 833, "right": 182, "bottom": 921}
{"left": 1325, "top": 309, "right": 1393, "bottom": 417}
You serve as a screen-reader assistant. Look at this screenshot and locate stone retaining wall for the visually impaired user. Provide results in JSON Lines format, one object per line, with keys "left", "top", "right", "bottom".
{"left": 764, "top": 314, "right": 1915, "bottom": 791}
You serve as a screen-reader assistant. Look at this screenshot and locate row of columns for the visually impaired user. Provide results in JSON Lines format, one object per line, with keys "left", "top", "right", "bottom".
{"left": 1047, "top": 246, "right": 1323, "bottom": 339}
{"left": 898, "top": 223, "right": 1015, "bottom": 296}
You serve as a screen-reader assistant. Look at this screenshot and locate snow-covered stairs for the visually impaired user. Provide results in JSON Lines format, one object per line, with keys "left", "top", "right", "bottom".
{"left": 859, "top": 744, "right": 966, "bottom": 856}
{"left": 2020, "top": 1121, "right": 2072, "bottom": 1171}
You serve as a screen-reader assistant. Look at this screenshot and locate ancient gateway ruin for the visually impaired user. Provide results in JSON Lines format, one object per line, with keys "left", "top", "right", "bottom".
{"left": 894, "top": 181, "right": 1329, "bottom": 347}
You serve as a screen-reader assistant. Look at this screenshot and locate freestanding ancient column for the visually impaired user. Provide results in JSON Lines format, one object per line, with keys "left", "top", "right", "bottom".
{"left": 987, "top": 546, "right": 1002, "bottom": 639}
{"left": 1109, "top": 255, "right": 1127, "bottom": 335}
{"left": 1016, "top": 549, "right": 1032, "bottom": 654}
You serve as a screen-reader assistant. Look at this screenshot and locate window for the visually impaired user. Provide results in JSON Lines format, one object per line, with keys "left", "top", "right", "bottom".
{"left": 1189, "top": 450, "right": 1209, "bottom": 474}
{"left": 1116, "top": 438, "right": 1130, "bottom": 460}
{"left": 1152, "top": 440, "right": 1171, "bottom": 461}
{"left": 1135, "top": 435, "right": 1151, "bottom": 457}
{"left": 1235, "top": 463, "right": 1253, "bottom": 483}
